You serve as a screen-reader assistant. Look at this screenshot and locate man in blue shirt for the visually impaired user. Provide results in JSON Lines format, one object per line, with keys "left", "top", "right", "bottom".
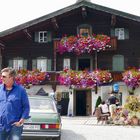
{"left": 0, "top": 67, "right": 30, "bottom": 140}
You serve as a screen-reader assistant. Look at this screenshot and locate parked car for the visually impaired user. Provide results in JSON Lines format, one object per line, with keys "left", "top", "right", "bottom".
{"left": 22, "top": 96, "right": 61, "bottom": 140}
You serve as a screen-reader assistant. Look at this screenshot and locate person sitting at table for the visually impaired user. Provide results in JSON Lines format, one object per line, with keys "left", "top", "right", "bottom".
{"left": 98, "top": 101, "right": 110, "bottom": 115}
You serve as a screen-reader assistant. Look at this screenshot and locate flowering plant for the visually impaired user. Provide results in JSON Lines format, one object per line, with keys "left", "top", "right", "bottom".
{"left": 122, "top": 68, "right": 140, "bottom": 93}
{"left": 57, "top": 34, "right": 111, "bottom": 55}
{"left": 58, "top": 69, "right": 112, "bottom": 88}
{"left": 0, "top": 69, "right": 50, "bottom": 88}
{"left": 124, "top": 95, "right": 140, "bottom": 113}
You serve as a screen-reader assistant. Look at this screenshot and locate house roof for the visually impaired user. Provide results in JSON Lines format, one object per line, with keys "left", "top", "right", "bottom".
{"left": 0, "top": 0, "right": 140, "bottom": 37}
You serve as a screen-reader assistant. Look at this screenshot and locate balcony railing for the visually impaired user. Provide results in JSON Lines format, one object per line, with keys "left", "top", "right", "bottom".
{"left": 47, "top": 71, "right": 122, "bottom": 83}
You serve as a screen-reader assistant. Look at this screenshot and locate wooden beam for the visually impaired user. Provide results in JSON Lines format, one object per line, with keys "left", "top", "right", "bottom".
{"left": 111, "top": 15, "right": 116, "bottom": 26}
{"left": 82, "top": 6, "right": 87, "bottom": 19}
{"left": 51, "top": 18, "right": 59, "bottom": 30}
{"left": 23, "top": 29, "right": 32, "bottom": 40}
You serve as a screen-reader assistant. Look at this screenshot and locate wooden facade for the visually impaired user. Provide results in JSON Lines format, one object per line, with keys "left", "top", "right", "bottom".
{"left": 0, "top": 1, "right": 140, "bottom": 72}
{"left": 0, "top": 1, "right": 139, "bottom": 86}
{"left": 0, "top": 0, "right": 140, "bottom": 115}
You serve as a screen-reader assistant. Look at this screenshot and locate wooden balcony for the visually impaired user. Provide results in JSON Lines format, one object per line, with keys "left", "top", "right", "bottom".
{"left": 46, "top": 71, "right": 123, "bottom": 83}
{"left": 111, "top": 71, "right": 123, "bottom": 82}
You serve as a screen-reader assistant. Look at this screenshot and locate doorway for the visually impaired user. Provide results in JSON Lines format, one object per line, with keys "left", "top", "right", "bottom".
{"left": 78, "top": 58, "right": 90, "bottom": 70}
{"left": 76, "top": 90, "right": 87, "bottom": 116}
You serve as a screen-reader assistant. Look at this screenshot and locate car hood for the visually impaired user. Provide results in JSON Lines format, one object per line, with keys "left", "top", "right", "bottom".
{"left": 25, "top": 112, "right": 60, "bottom": 124}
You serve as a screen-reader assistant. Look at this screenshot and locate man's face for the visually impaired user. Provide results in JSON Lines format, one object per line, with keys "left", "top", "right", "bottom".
{"left": 1, "top": 72, "right": 13, "bottom": 85}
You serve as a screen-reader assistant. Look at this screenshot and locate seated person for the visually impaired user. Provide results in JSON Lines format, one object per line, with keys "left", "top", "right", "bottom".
{"left": 98, "top": 101, "right": 110, "bottom": 115}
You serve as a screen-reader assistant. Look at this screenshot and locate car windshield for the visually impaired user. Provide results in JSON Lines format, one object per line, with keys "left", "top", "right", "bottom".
{"left": 29, "top": 98, "right": 57, "bottom": 113}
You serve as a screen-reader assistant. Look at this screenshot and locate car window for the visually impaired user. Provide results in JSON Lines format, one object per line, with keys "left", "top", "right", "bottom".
{"left": 29, "top": 98, "right": 57, "bottom": 113}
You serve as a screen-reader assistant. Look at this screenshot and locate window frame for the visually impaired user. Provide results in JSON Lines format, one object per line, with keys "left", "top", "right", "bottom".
{"left": 8, "top": 57, "right": 27, "bottom": 70}
{"left": 63, "top": 58, "right": 70, "bottom": 69}
{"left": 37, "top": 57, "right": 47, "bottom": 72}
{"left": 77, "top": 24, "right": 92, "bottom": 36}
{"left": 38, "top": 31, "right": 48, "bottom": 43}
{"left": 111, "top": 28, "right": 129, "bottom": 40}
{"left": 32, "top": 57, "right": 52, "bottom": 71}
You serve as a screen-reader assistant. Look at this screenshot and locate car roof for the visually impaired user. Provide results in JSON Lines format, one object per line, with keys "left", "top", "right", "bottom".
{"left": 28, "top": 95, "right": 53, "bottom": 100}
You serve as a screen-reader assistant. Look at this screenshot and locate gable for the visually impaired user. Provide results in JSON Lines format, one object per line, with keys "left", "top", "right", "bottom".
{"left": 0, "top": 0, "right": 140, "bottom": 38}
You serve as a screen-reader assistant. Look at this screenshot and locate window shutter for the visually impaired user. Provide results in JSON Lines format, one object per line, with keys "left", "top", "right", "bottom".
{"left": 124, "top": 29, "right": 129, "bottom": 39}
{"left": 114, "top": 28, "right": 129, "bottom": 40}
{"left": 110, "top": 28, "right": 115, "bottom": 37}
{"left": 8, "top": 60, "right": 13, "bottom": 67}
{"left": 47, "top": 32, "right": 52, "bottom": 42}
{"left": 23, "top": 60, "right": 27, "bottom": 69}
{"left": 47, "top": 59, "right": 52, "bottom": 71}
{"left": 34, "top": 32, "right": 39, "bottom": 42}
{"left": 32, "top": 59, "right": 37, "bottom": 70}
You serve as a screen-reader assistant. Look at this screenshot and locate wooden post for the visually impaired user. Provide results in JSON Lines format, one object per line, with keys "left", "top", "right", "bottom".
{"left": 53, "top": 38, "right": 60, "bottom": 71}
{"left": 95, "top": 51, "right": 98, "bottom": 94}
{"left": 95, "top": 51, "right": 97, "bottom": 69}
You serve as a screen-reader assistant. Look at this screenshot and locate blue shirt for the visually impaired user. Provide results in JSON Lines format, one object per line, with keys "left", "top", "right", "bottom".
{"left": 0, "top": 83, "right": 30, "bottom": 132}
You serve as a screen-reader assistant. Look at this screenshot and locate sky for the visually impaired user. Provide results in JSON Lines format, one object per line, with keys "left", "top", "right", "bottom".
{"left": 0, "top": 0, "right": 140, "bottom": 32}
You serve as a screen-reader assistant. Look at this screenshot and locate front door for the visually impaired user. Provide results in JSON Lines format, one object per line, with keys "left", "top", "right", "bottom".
{"left": 76, "top": 90, "right": 86, "bottom": 116}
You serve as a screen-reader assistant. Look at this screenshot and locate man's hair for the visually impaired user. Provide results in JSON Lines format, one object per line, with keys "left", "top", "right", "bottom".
{"left": 1, "top": 67, "right": 17, "bottom": 77}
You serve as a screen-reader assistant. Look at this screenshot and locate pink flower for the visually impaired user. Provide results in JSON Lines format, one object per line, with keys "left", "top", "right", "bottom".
{"left": 122, "top": 68, "right": 140, "bottom": 89}
{"left": 58, "top": 69, "right": 112, "bottom": 88}
{"left": 57, "top": 34, "right": 111, "bottom": 55}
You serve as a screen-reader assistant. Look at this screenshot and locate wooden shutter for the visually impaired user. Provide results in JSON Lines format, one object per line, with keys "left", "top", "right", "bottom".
{"left": 32, "top": 59, "right": 37, "bottom": 70}
{"left": 47, "top": 59, "right": 52, "bottom": 71}
{"left": 34, "top": 32, "right": 39, "bottom": 42}
{"left": 110, "top": 28, "right": 115, "bottom": 37}
{"left": 23, "top": 60, "right": 27, "bottom": 69}
{"left": 8, "top": 60, "right": 13, "bottom": 67}
{"left": 47, "top": 32, "right": 52, "bottom": 42}
{"left": 124, "top": 29, "right": 129, "bottom": 39}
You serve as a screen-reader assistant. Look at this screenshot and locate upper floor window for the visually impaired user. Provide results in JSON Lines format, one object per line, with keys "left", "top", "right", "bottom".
{"left": 8, "top": 57, "right": 27, "bottom": 70}
{"left": 111, "top": 28, "right": 129, "bottom": 40}
{"left": 34, "top": 31, "right": 52, "bottom": 43}
{"left": 63, "top": 58, "right": 70, "bottom": 69}
{"left": 32, "top": 57, "right": 52, "bottom": 72}
{"left": 39, "top": 31, "right": 48, "bottom": 43}
{"left": 77, "top": 24, "right": 92, "bottom": 37}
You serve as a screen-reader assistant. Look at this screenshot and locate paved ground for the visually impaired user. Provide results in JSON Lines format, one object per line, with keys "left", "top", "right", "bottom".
{"left": 61, "top": 116, "right": 140, "bottom": 140}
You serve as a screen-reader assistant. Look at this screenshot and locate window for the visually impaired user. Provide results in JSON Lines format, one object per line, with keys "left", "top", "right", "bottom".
{"left": 63, "top": 58, "right": 70, "bottom": 69}
{"left": 32, "top": 57, "right": 52, "bottom": 71}
{"left": 115, "top": 28, "right": 125, "bottom": 40}
{"left": 77, "top": 24, "right": 92, "bottom": 36}
{"left": 112, "top": 55, "right": 124, "bottom": 71}
{"left": 37, "top": 58, "right": 47, "bottom": 72}
{"left": 38, "top": 31, "right": 47, "bottom": 43}
{"left": 34, "top": 31, "right": 51, "bottom": 43}
{"left": 8, "top": 57, "right": 27, "bottom": 70}
{"left": 111, "top": 28, "right": 129, "bottom": 40}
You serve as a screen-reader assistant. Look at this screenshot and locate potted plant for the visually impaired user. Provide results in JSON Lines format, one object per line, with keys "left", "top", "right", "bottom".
{"left": 122, "top": 68, "right": 140, "bottom": 95}
{"left": 124, "top": 95, "right": 140, "bottom": 125}
{"left": 57, "top": 34, "right": 111, "bottom": 55}
{"left": 58, "top": 69, "right": 112, "bottom": 88}
{"left": 0, "top": 69, "right": 50, "bottom": 88}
